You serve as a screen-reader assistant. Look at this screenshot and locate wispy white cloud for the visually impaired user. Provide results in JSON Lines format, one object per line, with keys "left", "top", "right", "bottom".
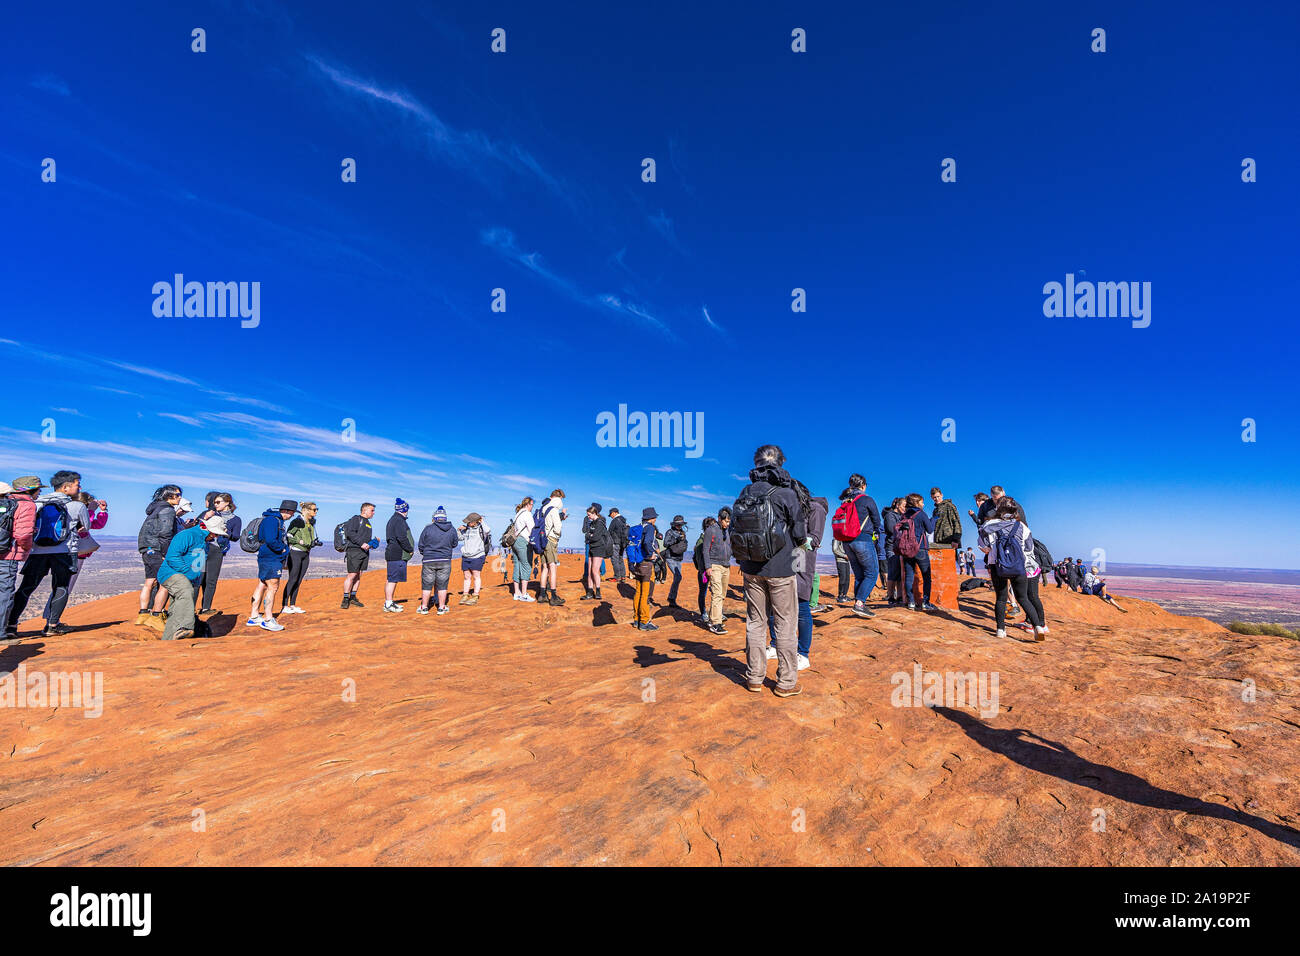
{"left": 105, "top": 361, "right": 198, "bottom": 386}
{"left": 647, "top": 464, "right": 678, "bottom": 473}
{"left": 159, "top": 413, "right": 201, "bottom": 426}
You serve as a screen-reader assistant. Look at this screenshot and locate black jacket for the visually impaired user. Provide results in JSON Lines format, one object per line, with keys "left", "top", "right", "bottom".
{"left": 138, "top": 500, "right": 177, "bottom": 554}
{"left": 585, "top": 516, "right": 612, "bottom": 558}
{"left": 344, "top": 514, "right": 373, "bottom": 551}
{"left": 384, "top": 513, "right": 413, "bottom": 561}
{"left": 607, "top": 514, "right": 629, "bottom": 548}
{"left": 662, "top": 523, "right": 689, "bottom": 560}
{"left": 733, "top": 464, "right": 807, "bottom": 578}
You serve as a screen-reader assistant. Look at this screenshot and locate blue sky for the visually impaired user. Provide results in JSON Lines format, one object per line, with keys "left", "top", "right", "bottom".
{"left": 2, "top": 1, "right": 1297, "bottom": 567}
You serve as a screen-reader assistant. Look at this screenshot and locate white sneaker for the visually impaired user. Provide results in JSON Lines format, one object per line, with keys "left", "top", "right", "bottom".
{"left": 765, "top": 646, "right": 777, "bottom": 660}
{"left": 996, "top": 628, "right": 1007, "bottom": 638}
{"left": 244, "top": 616, "right": 263, "bottom": 627}
{"left": 291, "top": 605, "right": 306, "bottom": 614}
{"left": 512, "top": 593, "right": 521, "bottom": 601}
{"left": 520, "top": 594, "right": 536, "bottom": 602}
{"left": 797, "top": 654, "right": 810, "bottom": 671}
{"left": 436, "top": 606, "right": 449, "bottom": 616}
{"left": 383, "top": 601, "right": 403, "bottom": 613}
{"left": 260, "top": 618, "right": 285, "bottom": 632}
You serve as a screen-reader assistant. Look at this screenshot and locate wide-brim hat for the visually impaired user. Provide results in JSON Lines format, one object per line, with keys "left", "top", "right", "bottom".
{"left": 11, "top": 476, "right": 44, "bottom": 493}
{"left": 200, "top": 514, "right": 230, "bottom": 537}
{"left": 642, "top": 507, "right": 658, "bottom": 520}
{"left": 279, "top": 499, "right": 299, "bottom": 512}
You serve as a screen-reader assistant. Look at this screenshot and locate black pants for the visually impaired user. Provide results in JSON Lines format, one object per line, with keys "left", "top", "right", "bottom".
{"left": 284, "top": 550, "right": 311, "bottom": 605}
{"left": 198, "top": 545, "right": 224, "bottom": 611}
{"left": 990, "top": 569, "right": 1043, "bottom": 630}
{"left": 9, "top": 552, "right": 77, "bottom": 629}
{"left": 1053, "top": 569, "right": 1066, "bottom": 588}
{"left": 835, "top": 559, "right": 851, "bottom": 600}
{"left": 1025, "top": 575, "right": 1046, "bottom": 626}
{"left": 696, "top": 570, "right": 708, "bottom": 616}
{"left": 902, "top": 554, "right": 932, "bottom": 604}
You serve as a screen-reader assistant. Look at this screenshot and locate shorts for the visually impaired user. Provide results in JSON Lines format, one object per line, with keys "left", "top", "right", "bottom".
{"left": 386, "top": 560, "right": 408, "bottom": 583}
{"left": 346, "top": 548, "right": 370, "bottom": 573}
{"left": 142, "top": 551, "right": 164, "bottom": 580}
{"left": 257, "top": 555, "right": 284, "bottom": 580}
{"left": 421, "top": 561, "right": 451, "bottom": 591}
{"left": 462, "top": 555, "right": 485, "bottom": 573}
{"left": 541, "top": 537, "right": 559, "bottom": 565}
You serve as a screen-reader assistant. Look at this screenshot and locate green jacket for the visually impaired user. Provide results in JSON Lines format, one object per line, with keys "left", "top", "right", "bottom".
{"left": 286, "top": 516, "right": 318, "bottom": 551}
{"left": 932, "top": 499, "right": 962, "bottom": 545}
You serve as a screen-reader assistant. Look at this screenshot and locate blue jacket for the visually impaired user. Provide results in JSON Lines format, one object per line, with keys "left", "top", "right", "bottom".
{"left": 418, "top": 520, "right": 459, "bottom": 562}
{"left": 161, "top": 525, "right": 209, "bottom": 583}
{"left": 257, "top": 509, "right": 288, "bottom": 560}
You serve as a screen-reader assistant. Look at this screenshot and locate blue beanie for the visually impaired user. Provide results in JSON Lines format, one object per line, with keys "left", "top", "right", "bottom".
{"left": 433, "top": 505, "right": 447, "bottom": 521}
{"left": 395, "top": 497, "right": 409, "bottom": 514}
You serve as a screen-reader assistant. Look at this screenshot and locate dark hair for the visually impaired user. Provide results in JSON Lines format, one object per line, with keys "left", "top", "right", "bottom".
{"left": 995, "top": 497, "right": 1020, "bottom": 519}
{"left": 589, "top": 502, "right": 602, "bottom": 515}
{"left": 360, "top": 502, "right": 376, "bottom": 511}
{"left": 929, "top": 486, "right": 942, "bottom": 496}
{"left": 608, "top": 507, "right": 619, "bottom": 516}
{"left": 974, "top": 492, "right": 989, "bottom": 503}
{"left": 753, "top": 445, "right": 785, "bottom": 467}
{"left": 51, "top": 470, "right": 81, "bottom": 490}
{"left": 717, "top": 506, "right": 732, "bottom": 521}
{"left": 702, "top": 516, "right": 716, "bottom": 530}
{"left": 848, "top": 473, "right": 866, "bottom": 490}
{"left": 550, "top": 488, "right": 565, "bottom": 499}
{"left": 990, "top": 485, "right": 1005, "bottom": 495}
{"left": 891, "top": 497, "right": 906, "bottom": 511}
{"left": 839, "top": 487, "right": 854, "bottom": 501}
{"left": 153, "top": 484, "right": 182, "bottom": 502}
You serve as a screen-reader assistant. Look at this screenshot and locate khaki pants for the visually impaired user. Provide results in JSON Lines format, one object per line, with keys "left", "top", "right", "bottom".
{"left": 744, "top": 574, "right": 798, "bottom": 690}
{"left": 160, "top": 573, "right": 196, "bottom": 641}
{"left": 707, "top": 564, "right": 729, "bottom": 626}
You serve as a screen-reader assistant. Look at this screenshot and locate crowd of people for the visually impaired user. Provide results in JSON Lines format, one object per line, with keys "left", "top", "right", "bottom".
{"left": 0, "top": 456, "right": 1126, "bottom": 687}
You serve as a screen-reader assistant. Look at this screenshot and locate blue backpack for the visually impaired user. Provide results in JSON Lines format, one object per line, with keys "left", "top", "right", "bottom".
{"left": 529, "top": 506, "right": 552, "bottom": 552}
{"left": 626, "top": 524, "right": 645, "bottom": 565}
{"left": 993, "top": 524, "right": 1027, "bottom": 576}
{"left": 34, "top": 499, "right": 71, "bottom": 547}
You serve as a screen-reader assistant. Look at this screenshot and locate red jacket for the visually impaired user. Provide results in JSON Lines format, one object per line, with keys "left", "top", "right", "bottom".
{"left": 2, "top": 495, "right": 38, "bottom": 562}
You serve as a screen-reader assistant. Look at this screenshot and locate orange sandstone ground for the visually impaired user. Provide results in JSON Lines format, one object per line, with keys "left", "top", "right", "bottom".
{"left": 1, "top": 556, "right": 1297, "bottom": 866}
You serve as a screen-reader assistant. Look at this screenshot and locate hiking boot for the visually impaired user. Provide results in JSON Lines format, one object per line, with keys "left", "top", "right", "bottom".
{"left": 773, "top": 683, "right": 803, "bottom": 699}
{"left": 134, "top": 611, "right": 151, "bottom": 627}
{"left": 549, "top": 592, "right": 565, "bottom": 606}
{"left": 349, "top": 595, "right": 365, "bottom": 608}
{"left": 579, "top": 588, "right": 594, "bottom": 601}
{"left": 42, "top": 623, "right": 72, "bottom": 637}
{"left": 594, "top": 588, "right": 603, "bottom": 600}
{"left": 143, "top": 613, "right": 166, "bottom": 633}
{"left": 341, "top": 595, "right": 352, "bottom": 609}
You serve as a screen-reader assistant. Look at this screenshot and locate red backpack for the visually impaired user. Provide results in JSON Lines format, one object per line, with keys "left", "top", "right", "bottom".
{"left": 895, "top": 512, "right": 921, "bottom": 558}
{"left": 831, "top": 494, "right": 863, "bottom": 542}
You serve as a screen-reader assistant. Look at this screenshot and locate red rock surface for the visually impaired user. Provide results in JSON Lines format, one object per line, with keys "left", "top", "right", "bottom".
{"left": 2, "top": 558, "right": 1297, "bottom": 865}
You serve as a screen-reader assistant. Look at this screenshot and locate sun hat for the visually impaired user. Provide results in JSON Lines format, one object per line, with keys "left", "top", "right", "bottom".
{"left": 11, "top": 476, "right": 44, "bottom": 493}
{"left": 642, "top": 507, "right": 658, "bottom": 521}
{"left": 279, "top": 499, "right": 299, "bottom": 513}
{"left": 200, "top": 513, "right": 230, "bottom": 537}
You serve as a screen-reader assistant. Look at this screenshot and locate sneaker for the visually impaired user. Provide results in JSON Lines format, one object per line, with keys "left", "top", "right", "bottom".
{"left": 709, "top": 624, "right": 727, "bottom": 635}
{"left": 922, "top": 602, "right": 939, "bottom": 612}
{"left": 765, "top": 646, "right": 777, "bottom": 661}
{"left": 436, "top": 606, "right": 448, "bottom": 616}
{"left": 638, "top": 622, "right": 659, "bottom": 631}
{"left": 995, "top": 628, "right": 1007, "bottom": 638}
{"left": 288, "top": 605, "right": 306, "bottom": 614}
{"left": 349, "top": 596, "right": 365, "bottom": 608}
{"left": 852, "top": 606, "right": 876, "bottom": 618}
{"left": 245, "top": 616, "right": 264, "bottom": 627}
{"left": 416, "top": 605, "right": 429, "bottom": 615}
{"left": 259, "top": 618, "right": 285, "bottom": 632}
{"left": 907, "top": 603, "right": 917, "bottom": 611}
{"left": 797, "top": 654, "right": 811, "bottom": 671}
{"left": 519, "top": 594, "right": 536, "bottom": 602}
{"left": 464, "top": 594, "right": 479, "bottom": 606}
{"left": 746, "top": 681, "right": 765, "bottom": 693}
{"left": 340, "top": 596, "right": 351, "bottom": 609}
{"left": 383, "top": 601, "right": 402, "bottom": 613}
{"left": 1033, "top": 628, "right": 1047, "bottom": 642}
{"left": 549, "top": 593, "right": 566, "bottom": 606}
{"left": 773, "top": 683, "right": 803, "bottom": 699}
{"left": 42, "top": 623, "right": 72, "bottom": 637}
{"left": 173, "top": 628, "right": 194, "bottom": 641}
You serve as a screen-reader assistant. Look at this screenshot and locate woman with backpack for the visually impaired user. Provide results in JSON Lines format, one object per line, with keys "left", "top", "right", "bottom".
{"left": 582, "top": 503, "right": 612, "bottom": 601}
{"left": 897, "top": 493, "right": 938, "bottom": 611}
{"left": 978, "top": 497, "right": 1047, "bottom": 640}
{"left": 504, "top": 498, "right": 536, "bottom": 602}
{"left": 457, "top": 513, "right": 492, "bottom": 606}
{"left": 196, "top": 491, "right": 241, "bottom": 615}
{"left": 282, "top": 501, "right": 320, "bottom": 614}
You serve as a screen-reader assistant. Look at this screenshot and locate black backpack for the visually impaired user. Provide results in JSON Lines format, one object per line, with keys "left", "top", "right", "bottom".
{"left": 730, "top": 486, "right": 787, "bottom": 564}
{"left": 666, "top": 528, "right": 688, "bottom": 559}
{"left": 1032, "top": 538, "right": 1053, "bottom": 572}
{"left": 333, "top": 521, "right": 350, "bottom": 552}
{"left": 0, "top": 495, "right": 20, "bottom": 553}
{"left": 692, "top": 532, "right": 706, "bottom": 572}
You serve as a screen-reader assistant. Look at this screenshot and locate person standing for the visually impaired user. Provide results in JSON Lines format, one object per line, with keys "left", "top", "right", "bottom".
{"left": 383, "top": 499, "right": 414, "bottom": 613}
{"left": 136, "top": 484, "right": 182, "bottom": 631}
{"left": 978, "top": 498, "right": 1047, "bottom": 640}
{"left": 282, "top": 501, "right": 320, "bottom": 613}
{"left": 158, "top": 514, "right": 225, "bottom": 641}
{"left": 8, "top": 470, "right": 90, "bottom": 638}
{"left": 897, "top": 493, "right": 938, "bottom": 611}
{"left": 582, "top": 503, "right": 611, "bottom": 601}
{"left": 661, "top": 515, "right": 689, "bottom": 608}
{"left": 0, "top": 477, "right": 41, "bottom": 641}
{"left": 42, "top": 490, "right": 107, "bottom": 621}
{"left": 607, "top": 508, "right": 628, "bottom": 583}
{"left": 535, "top": 490, "right": 567, "bottom": 606}
{"left": 197, "top": 491, "right": 241, "bottom": 615}
{"left": 246, "top": 500, "right": 296, "bottom": 631}
{"left": 692, "top": 516, "right": 715, "bottom": 621}
{"left": 630, "top": 508, "right": 660, "bottom": 630}
{"left": 457, "top": 512, "right": 491, "bottom": 606}
{"left": 842, "top": 473, "right": 883, "bottom": 620}
{"left": 341, "top": 503, "right": 376, "bottom": 609}
{"left": 733, "top": 445, "right": 807, "bottom": 698}
{"left": 929, "top": 487, "right": 962, "bottom": 571}
{"left": 506, "top": 498, "right": 536, "bottom": 602}
{"left": 417, "top": 506, "right": 458, "bottom": 615}
{"left": 767, "top": 482, "right": 826, "bottom": 671}
{"left": 703, "top": 508, "right": 732, "bottom": 635}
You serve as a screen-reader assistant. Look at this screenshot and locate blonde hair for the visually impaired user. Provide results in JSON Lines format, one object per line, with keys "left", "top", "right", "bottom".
{"left": 301, "top": 501, "right": 318, "bottom": 511}
{"left": 516, "top": 496, "right": 534, "bottom": 512}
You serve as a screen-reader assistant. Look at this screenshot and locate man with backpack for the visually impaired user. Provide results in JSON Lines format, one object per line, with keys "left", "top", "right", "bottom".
{"left": 607, "top": 508, "right": 628, "bottom": 583}
{"left": 661, "top": 515, "right": 690, "bottom": 608}
{"left": 245, "top": 499, "right": 297, "bottom": 631}
{"left": 1, "top": 476, "right": 42, "bottom": 640}
{"left": 628, "top": 507, "right": 661, "bottom": 630}
{"left": 157, "top": 513, "right": 227, "bottom": 641}
{"left": 532, "top": 490, "right": 566, "bottom": 606}
{"left": 831, "top": 473, "right": 884, "bottom": 620}
{"left": 340, "top": 502, "right": 377, "bottom": 609}
{"left": 733, "top": 445, "right": 807, "bottom": 698}
{"left": 7, "top": 470, "right": 89, "bottom": 638}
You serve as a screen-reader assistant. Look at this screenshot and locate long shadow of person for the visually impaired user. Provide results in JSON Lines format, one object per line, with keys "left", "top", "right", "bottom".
{"left": 668, "top": 637, "right": 746, "bottom": 687}
{"left": 617, "top": 581, "right": 636, "bottom": 600}
{"left": 632, "top": 644, "right": 685, "bottom": 668}
{"left": 593, "top": 602, "right": 617, "bottom": 627}
{"left": 933, "top": 707, "right": 1300, "bottom": 851}
{"left": 0, "top": 641, "right": 45, "bottom": 674}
